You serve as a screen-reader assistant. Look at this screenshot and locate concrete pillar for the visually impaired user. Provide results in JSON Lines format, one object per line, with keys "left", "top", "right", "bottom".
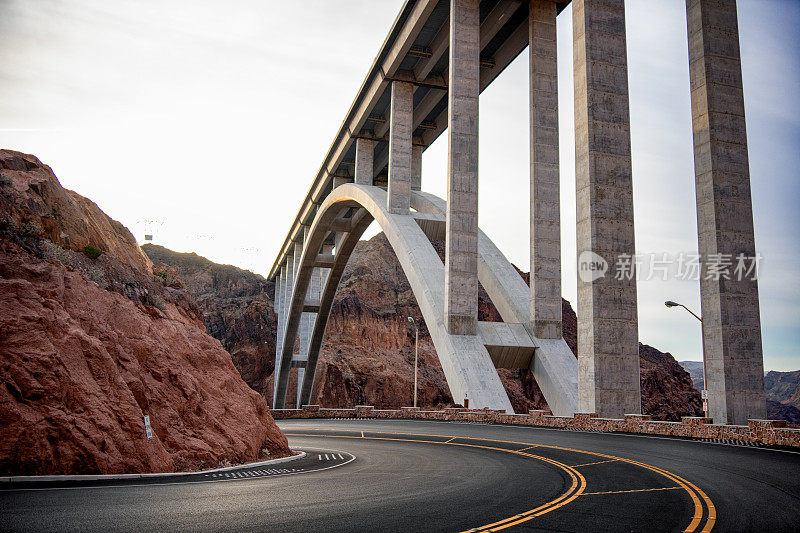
{"left": 274, "top": 255, "right": 294, "bottom": 407}
{"left": 295, "top": 367, "right": 304, "bottom": 408}
{"left": 444, "top": 0, "right": 480, "bottom": 336}
{"left": 388, "top": 80, "right": 414, "bottom": 214}
{"left": 320, "top": 243, "right": 333, "bottom": 291}
{"left": 274, "top": 271, "right": 281, "bottom": 313}
{"left": 354, "top": 138, "right": 374, "bottom": 186}
{"left": 332, "top": 175, "right": 351, "bottom": 188}
{"left": 299, "top": 227, "right": 313, "bottom": 365}
{"left": 529, "top": 0, "right": 561, "bottom": 340}
{"left": 292, "top": 238, "right": 303, "bottom": 351}
{"left": 411, "top": 145, "right": 423, "bottom": 191}
{"left": 687, "top": 0, "right": 765, "bottom": 425}
{"left": 273, "top": 265, "right": 285, "bottom": 406}
{"left": 299, "top": 242, "right": 334, "bottom": 407}
{"left": 297, "top": 225, "right": 320, "bottom": 408}
{"left": 573, "top": 0, "right": 640, "bottom": 418}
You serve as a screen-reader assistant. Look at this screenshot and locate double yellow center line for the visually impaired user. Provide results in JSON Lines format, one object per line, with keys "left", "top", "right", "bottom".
{"left": 284, "top": 430, "right": 715, "bottom": 532}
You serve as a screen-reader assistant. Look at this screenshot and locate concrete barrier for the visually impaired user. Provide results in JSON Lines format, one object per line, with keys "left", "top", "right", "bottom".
{"left": 272, "top": 405, "right": 800, "bottom": 448}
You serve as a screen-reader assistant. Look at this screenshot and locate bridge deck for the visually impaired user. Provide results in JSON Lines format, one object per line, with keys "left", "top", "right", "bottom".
{"left": 268, "top": 0, "right": 569, "bottom": 280}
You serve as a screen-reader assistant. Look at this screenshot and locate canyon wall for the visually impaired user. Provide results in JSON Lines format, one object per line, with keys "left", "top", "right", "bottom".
{"left": 0, "top": 150, "right": 289, "bottom": 475}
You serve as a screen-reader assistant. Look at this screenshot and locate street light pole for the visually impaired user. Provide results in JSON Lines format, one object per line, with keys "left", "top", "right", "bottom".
{"left": 407, "top": 316, "right": 419, "bottom": 408}
{"left": 665, "top": 300, "right": 708, "bottom": 417}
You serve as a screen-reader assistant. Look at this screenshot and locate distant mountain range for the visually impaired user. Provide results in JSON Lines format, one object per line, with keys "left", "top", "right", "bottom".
{"left": 679, "top": 361, "right": 800, "bottom": 425}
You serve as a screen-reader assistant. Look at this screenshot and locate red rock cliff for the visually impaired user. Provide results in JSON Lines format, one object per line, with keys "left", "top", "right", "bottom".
{"left": 0, "top": 150, "right": 289, "bottom": 475}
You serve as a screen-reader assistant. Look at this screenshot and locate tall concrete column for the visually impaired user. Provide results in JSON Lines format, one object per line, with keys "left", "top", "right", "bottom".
{"left": 530, "top": 0, "right": 562, "bottom": 340}
{"left": 573, "top": 0, "right": 640, "bottom": 418}
{"left": 273, "top": 265, "right": 285, "bottom": 406}
{"left": 687, "top": 0, "right": 765, "bottom": 425}
{"left": 297, "top": 227, "right": 314, "bottom": 407}
{"left": 299, "top": 242, "right": 334, "bottom": 407}
{"left": 388, "top": 80, "right": 414, "bottom": 214}
{"left": 411, "top": 145, "right": 423, "bottom": 191}
{"left": 283, "top": 239, "right": 305, "bottom": 408}
{"left": 292, "top": 238, "right": 303, "bottom": 352}
{"left": 444, "top": 0, "right": 480, "bottom": 336}
{"left": 274, "top": 271, "right": 281, "bottom": 314}
{"left": 274, "top": 256, "right": 294, "bottom": 407}
{"left": 354, "top": 138, "right": 374, "bottom": 186}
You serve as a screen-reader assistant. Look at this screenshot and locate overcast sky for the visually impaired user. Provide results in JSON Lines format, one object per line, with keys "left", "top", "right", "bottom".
{"left": 1, "top": 0, "right": 798, "bottom": 371}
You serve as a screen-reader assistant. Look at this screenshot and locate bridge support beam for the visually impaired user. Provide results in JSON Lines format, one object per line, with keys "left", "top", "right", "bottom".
{"left": 445, "top": 0, "right": 480, "bottom": 336}
{"left": 686, "top": 0, "right": 765, "bottom": 425}
{"left": 573, "top": 0, "right": 641, "bottom": 418}
{"left": 355, "top": 138, "right": 374, "bottom": 186}
{"left": 388, "top": 80, "right": 413, "bottom": 214}
{"left": 529, "top": 0, "right": 562, "bottom": 340}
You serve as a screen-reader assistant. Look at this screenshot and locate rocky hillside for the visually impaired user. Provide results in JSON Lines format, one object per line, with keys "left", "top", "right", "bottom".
{"left": 0, "top": 150, "right": 289, "bottom": 475}
{"left": 147, "top": 232, "right": 703, "bottom": 421}
{"left": 679, "top": 363, "right": 800, "bottom": 425}
{"left": 142, "top": 245, "right": 277, "bottom": 398}
{"left": 764, "top": 370, "right": 800, "bottom": 409}
{"left": 679, "top": 360, "right": 705, "bottom": 390}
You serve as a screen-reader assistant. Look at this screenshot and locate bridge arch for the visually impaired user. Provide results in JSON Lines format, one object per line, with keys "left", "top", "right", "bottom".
{"left": 273, "top": 183, "right": 578, "bottom": 414}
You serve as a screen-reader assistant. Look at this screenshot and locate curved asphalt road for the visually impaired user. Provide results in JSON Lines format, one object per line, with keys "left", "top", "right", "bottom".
{"left": 1, "top": 419, "right": 799, "bottom": 532}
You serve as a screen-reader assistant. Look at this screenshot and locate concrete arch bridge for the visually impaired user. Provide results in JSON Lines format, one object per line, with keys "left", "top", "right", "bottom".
{"left": 268, "top": 0, "right": 765, "bottom": 425}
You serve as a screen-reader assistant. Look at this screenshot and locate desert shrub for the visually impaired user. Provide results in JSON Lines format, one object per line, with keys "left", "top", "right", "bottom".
{"left": 39, "top": 239, "right": 74, "bottom": 266}
{"left": 147, "top": 293, "right": 166, "bottom": 311}
{"left": 84, "top": 245, "right": 103, "bottom": 260}
{"left": 21, "top": 221, "right": 43, "bottom": 237}
{"left": 81, "top": 262, "right": 108, "bottom": 288}
{"left": 0, "top": 215, "right": 18, "bottom": 233}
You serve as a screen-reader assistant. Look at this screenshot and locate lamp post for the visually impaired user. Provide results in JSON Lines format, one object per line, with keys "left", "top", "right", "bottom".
{"left": 407, "top": 316, "right": 419, "bottom": 408}
{"left": 665, "top": 300, "right": 708, "bottom": 417}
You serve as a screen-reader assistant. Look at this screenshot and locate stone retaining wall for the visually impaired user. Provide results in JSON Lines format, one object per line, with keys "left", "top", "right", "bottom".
{"left": 272, "top": 405, "right": 800, "bottom": 448}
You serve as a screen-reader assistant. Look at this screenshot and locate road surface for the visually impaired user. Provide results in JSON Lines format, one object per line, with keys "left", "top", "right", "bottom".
{"left": 1, "top": 419, "right": 798, "bottom": 532}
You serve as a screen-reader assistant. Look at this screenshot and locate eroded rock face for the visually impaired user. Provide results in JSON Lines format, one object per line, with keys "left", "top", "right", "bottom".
{"left": 679, "top": 365, "right": 800, "bottom": 426}
{"left": 0, "top": 150, "right": 289, "bottom": 475}
{"left": 765, "top": 370, "right": 800, "bottom": 409}
{"left": 0, "top": 150, "right": 152, "bottom": 273}
{"left": 143, "top": 244, "right": 277, "bottom": 399}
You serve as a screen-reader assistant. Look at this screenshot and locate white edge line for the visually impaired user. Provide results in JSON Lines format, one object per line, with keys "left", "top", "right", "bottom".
{"left": 0, "top": 452, "right": 307, "bottom": 485}
{"left": 0, "top": 450, "right": 355, "bottom": 493}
